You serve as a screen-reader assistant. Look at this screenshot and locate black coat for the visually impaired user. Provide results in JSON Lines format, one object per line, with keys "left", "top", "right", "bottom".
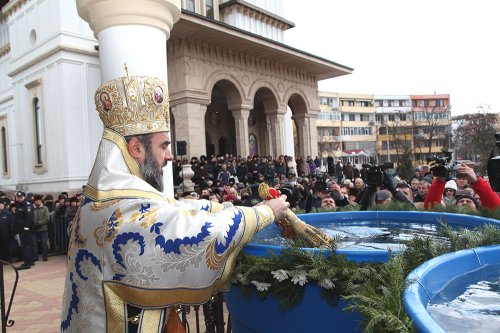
{"left": 14, "top": 200, "right": 34, "bottom": 234}
{"left": 0, "top": 209, "right": 13, "bottom": 241}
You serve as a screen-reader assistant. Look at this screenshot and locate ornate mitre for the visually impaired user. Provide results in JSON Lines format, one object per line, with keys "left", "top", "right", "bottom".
{"left": 94, "top": 76, "right": 169, "bottom": 136}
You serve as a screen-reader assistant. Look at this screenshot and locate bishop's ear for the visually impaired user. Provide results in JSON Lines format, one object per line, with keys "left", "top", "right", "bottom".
{"left": 127, "top": 137, "right": 144, "bottom": 160}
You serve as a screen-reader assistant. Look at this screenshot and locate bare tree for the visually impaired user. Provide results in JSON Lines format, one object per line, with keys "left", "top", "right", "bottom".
{"left": 453, "top": 112, "right": 499, "bottom": 173}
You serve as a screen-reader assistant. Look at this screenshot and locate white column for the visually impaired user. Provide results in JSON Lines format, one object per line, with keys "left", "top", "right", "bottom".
{"left": 76, "top": 0, "right": 181, "bottom": 197}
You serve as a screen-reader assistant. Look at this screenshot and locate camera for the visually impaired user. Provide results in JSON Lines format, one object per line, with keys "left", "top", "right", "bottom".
{"left": 487, "top": 131, "right": 500, "bottom": 192}
{"left": 426, "top": 149, "right": 456, "bottom": 178}
{"left": 279, "top": 184, "right": 301, "bottom": 208}
{"left": 362, "top": 162, "right": 394, "bottom": 186}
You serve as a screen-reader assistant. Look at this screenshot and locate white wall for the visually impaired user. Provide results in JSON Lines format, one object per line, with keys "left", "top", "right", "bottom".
{"left": 0, "top": 0, "right": 101, "bottom": 192}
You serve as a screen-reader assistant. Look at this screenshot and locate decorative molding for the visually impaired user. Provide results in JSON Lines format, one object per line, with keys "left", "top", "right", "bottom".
{"left": 1, "top": 0, "right": 27, "bottom": 17}
{"left": 219, "top": 0, "right": 294, "bottom": 30}
{"left": 76, "top": 0, "right": 181, "bottom": 38}
{"left": 8, "top": 44, "right": 98, "bottom": 77}
{"left": 168, "top": 37, "right": 317, "bottom": 88}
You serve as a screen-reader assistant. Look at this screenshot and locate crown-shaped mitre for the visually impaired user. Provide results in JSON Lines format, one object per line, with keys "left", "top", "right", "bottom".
{"left": 94, "top": 76, "right": 169, "bottom": 137}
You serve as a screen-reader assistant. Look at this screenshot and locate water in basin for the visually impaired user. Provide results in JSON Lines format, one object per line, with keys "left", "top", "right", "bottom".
{"left": 427, "top": 263, "right": 500, "bottom": 333}
{"left": 252, "top": 220, "right": 449, "bottom": 251}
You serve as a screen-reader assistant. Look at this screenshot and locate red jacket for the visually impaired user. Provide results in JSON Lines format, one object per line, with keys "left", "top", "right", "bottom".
{"left": 424, "top": 177, "right": 500, "bottom": 210}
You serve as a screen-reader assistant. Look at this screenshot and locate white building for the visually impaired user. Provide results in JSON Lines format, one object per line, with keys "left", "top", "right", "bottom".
{"left": 0, "top": 0, "right": 352, "bottom": 193}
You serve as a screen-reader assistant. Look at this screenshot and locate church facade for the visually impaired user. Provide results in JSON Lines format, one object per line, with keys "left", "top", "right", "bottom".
{"left": 0, "top": 0, "right": 351, "bottom": 193}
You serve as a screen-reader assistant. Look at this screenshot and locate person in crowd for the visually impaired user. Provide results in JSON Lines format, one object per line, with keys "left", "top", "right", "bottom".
{"left": 394, "top": 183, "right": 413, "bottom": 203}
{"left": 410, "top": 178, "right": 420, "bottom": 197}
{"left": 14, "top": 191, "right": 34, "bottom": 270}
{"left": 304, "top": 180, "right": 331, "bottom": 212}
{"left": 455, "top": 194, "right": 481, "bottom": 210}
{"left": 375, "top": 190, "right": 393, "bottom": 206}
{"left": 0, "top": 198, "right": 13, "bottom": 262}
{"left": 343, "top": 161, "right": 354, "bottom": 181}
{"left": 296, "top": 155, "right": 310, "bottom": 177}
{"left": 413, "top": 181, "right": 430, "bottom": 203}
{"left": 328, "top": 181, "right": 351, "bottom": 208}
{"left": 217, "top": 163, "right": 231, "bottom": 185}
{"left": 443, "top": 180, "right": 457, "bottom": 206}
{"left": 327, "top": 154, "right": 334, "bottom": 177}
{"left": 32, "top": 194, "right": 50, "bottom": 262}
{"left": 61, "top": 76, "right": 288, "bottom": 332}
{"left": 320, "top": 195, "right": 336, "bottom": 210}
{"left": 287, "top": 156, "right": 297, "bottom": 178}
{"left": 425, "top": 164, "right": 500, "bottom": 210}
{"left": 454, "top": 172, "right": 470, "bottom": 193}
{"left": 308, "top": 157, "right": 318, "bottom": 176}
{"left": 335, "top": 160, "right": 344, "bottom": 184}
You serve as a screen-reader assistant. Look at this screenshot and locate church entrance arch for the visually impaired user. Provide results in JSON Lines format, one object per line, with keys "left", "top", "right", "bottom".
{"left": 287, "top": 93, "right": 308, "bottom": 159}
{"left": 251, "top": 87, "right": 279, "bottom": 157}
{"left": 205, "top": 80, "right": 241, "bottom": 156}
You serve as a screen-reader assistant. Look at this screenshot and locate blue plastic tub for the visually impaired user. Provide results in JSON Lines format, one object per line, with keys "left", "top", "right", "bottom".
{"left": 404, "top": 245, "right": 500, "bottom": 333}
{"left": 227, "top": 211, "right": 500, "bottom": 333}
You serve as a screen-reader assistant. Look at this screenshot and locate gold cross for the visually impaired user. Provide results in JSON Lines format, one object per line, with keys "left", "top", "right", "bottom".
{"left": 124, "top": 63, "right": 129, "bottom": 76}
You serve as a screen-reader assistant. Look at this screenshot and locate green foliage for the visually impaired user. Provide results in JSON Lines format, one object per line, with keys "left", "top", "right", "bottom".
{"left": 344, "top": 254, "right": 415, "bottom": 333}
{"left": 232, "top": 217, "right": 500, "bottom": 333}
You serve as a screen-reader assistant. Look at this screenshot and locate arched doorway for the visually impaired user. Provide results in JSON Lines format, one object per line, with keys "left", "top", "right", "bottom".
{"left": 251, "top": 87, "right": 279, "bottom": 156}
{"left": 287, "top": 93, "right": 308, "bottom": 159}
{"left": 205, "top": 80, "right": 241, "bottom": 156}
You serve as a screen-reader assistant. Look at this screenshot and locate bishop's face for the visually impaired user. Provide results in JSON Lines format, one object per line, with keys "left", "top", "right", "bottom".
{"left": 138, "top": 132, "right": 173, "bottom": 192}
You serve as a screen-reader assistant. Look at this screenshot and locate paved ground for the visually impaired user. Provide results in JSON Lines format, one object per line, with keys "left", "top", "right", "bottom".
{"left": 1, "top": 255, "right": 229, "bottom": 333}
{"left": 2, "top": 255, "right": 66, "bottom": 333}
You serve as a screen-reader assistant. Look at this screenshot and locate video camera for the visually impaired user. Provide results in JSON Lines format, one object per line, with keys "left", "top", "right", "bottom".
{"left": 487, "top": 131, "right": 500, "bottom": 192}
{"left": 426, "top": 149, "right": 457, "bottom": 178}
{"left": 279, "top": 184, "right": 302, "bottom": 208}
{"left": 361, "top": 162, "right": 394, "bottom": 186}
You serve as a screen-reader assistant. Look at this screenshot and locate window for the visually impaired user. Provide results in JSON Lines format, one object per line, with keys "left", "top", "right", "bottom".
{"left": 399, "top": 114, "right": 407, "bottom": 121}
{"left": 206, "top": 0, "right": 214, "bottom": 19}
{"left": 388, "top": 114, "right": 395, "bottom": 121}
{"left": 0, "top": 124, "right": 7, "bottom": 175}
{"left": 348, "top": 114, "right": 355, "bottom": 121}
{"left": 185, "top": 0, "right": 195, "bottom": 12}
{"left": 348, "top": 100, "right": 355, "bottom": 107}
{"left": 360, "top": 101, "right": 369, "bottom": 107}
{"left": 360, "top": 114, "right": 370, "bottom": 122}
{"left": 398, "top": 100, "right": 405, "bottom": 107}
{"left": 318, "top": 111, "right": 341, "bottom": 121}
{"left": 376, "top": 114, "right": 383, "bottom": 122}
{"left": 26, "top": 79, "right": 46, "bottom": 172}
{"left": 33, "top": 98, "right": 44, "bottom": 165}
{"left": 388, "top": 100, "right": 394, "bottom": 107}
{"left": 423, "top": 100, "right": 429, "bottom": 107}
{"left": 340, "top": 100, "right": 344, "bottom": 106}
{"left": 376, "top": 100, "right": 383, "bottom": 107}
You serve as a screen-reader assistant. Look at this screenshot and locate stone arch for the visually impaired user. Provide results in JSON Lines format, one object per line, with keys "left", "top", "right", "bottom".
{"left": 248, "top": 80, "right": 282, "bottom": 111}
{"left": 283, "top": 87, "right": 311, "bottom": 115}
{"left": 204, "top": 72, "right": 246, "bottom": 109}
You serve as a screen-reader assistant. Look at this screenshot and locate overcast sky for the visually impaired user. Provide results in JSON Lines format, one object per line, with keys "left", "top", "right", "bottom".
{"left": 283, "top": 0, "right": 499, "bottom": 115}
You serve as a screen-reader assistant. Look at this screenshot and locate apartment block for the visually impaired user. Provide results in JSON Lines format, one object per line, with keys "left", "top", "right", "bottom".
{"left": 319, "top": 92, "right": 451, "bottom": 167}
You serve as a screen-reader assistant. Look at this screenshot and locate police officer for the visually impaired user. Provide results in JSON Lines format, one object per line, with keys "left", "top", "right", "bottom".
{"left": 14, "top": 191, "right": 35, "bottom": 270}
{"left": 0, "top": 198, "right": 13, "bottom": 262}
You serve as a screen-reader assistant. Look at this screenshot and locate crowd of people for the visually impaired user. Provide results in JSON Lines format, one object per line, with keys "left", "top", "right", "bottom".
{"left": 1, "top": 154, "right": 498, "bottom": 270}
{"left": 173, "top": 154, "right": 500, "bottom": 213}
{"left": 0, "top": 190, "right": 83, "bottom": 269}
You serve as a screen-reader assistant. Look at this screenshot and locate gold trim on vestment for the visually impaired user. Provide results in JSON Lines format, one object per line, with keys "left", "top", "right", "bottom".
{"left": 139, "top": 309, "right": 164, "bottom": 333}
{"left": 102, "top": 129, "right": 143, "bottom": 178}
{"left": 103, "top": 282, "right": 127, "bottom": 333}
{"left": 84, "top": 184, "right": 165, "bottom": 202}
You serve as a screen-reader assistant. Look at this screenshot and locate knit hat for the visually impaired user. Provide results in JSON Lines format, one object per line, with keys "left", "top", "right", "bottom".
{"left": 455, "top": 194, "right": 480, "bottom": 209}
{"left": 445, "top": 180, "right": 457, "bottom": 191}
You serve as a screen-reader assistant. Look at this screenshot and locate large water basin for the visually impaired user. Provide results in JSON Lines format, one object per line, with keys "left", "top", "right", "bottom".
{"left": 404, "top": 245, "right": 500, "bottom": 333}
{"left": 227, "top": 211, "right": 500, "bottom": 333}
